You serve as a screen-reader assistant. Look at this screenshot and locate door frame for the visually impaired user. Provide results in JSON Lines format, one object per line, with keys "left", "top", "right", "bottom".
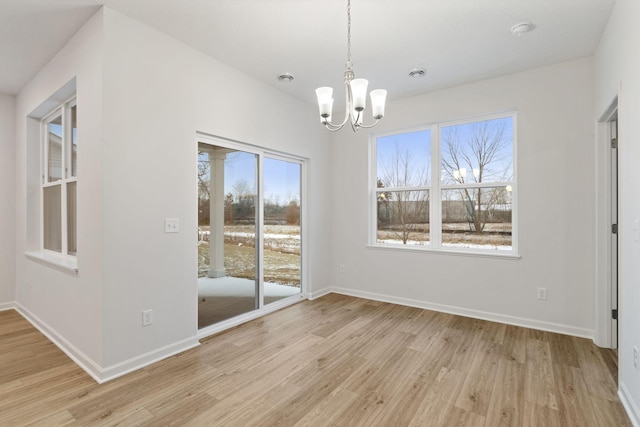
{"left": 595, "top": 97, "right": 618, "bottom": 348}
{"left": 195, "top": 132, "right": 308, "bottom": 339}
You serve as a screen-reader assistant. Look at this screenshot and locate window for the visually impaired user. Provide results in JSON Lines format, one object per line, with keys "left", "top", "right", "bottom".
{"left": 372, "top": 113, "right": 516, "bottom": 255}
{"left": 42, "top": 98, "right": 77, "bottom": 256}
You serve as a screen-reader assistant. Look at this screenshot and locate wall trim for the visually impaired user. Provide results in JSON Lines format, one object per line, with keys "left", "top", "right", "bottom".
{"left": 307, "top": 287, "right": 332, "bottom": 300}
{"left": 0, "top": 302, "right": 16, "bottom": 311}
{"left": 99, "top": 337, "right": 200, "bottom": 384}
{"left": 15, "top": 303, "right": 104, "bottom": 382}
{"left": 13, "top": 304, "right": 200, "bottom": 384}
{"left": 331, "top": 287, "right": 595, "bottom": 340}
{"left": 619, "top": 382, "right": 640, "bottom": 427}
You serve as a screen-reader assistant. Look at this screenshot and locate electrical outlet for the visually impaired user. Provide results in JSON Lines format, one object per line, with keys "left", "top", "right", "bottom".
{"left": 142, "top": 309, "right": 153, "bottom": 327}
{"left": 634, "top": 346, "right": 639, "bottom": 369}
{"left": 537, "top": 287, "right": 547, "bottom": 300}
{"left": 339, "top": 264, "right": 345, "bottom": 273}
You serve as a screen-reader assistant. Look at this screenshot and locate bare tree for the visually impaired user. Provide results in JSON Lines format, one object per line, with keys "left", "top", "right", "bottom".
{"left": 441, "top": 120, "right": 512, "bottom": 233}
{"left": 378, "top": 142, "right": 429, "bottom": 244}
{"left": 197, "top": 151, "right": 210, "bottom": 226}
{"left": 232, "top": 179, "right": 256, "bottom": 221}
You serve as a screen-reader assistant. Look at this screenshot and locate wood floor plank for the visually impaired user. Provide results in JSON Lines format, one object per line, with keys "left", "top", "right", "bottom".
{"left": 573, "top": 336, "right": 619, "bottom": 401}
{"left": 292, "top": 387, "right": 360, "bottom": 427}
{"left": 484, "top": 359, "right": 526, "bottom": 426}
{"left": 454, "top": 339, "right": 501, "bottom": 417}
{"left": 552, "top": 363, "right": 599, "bottom": 426}
{"left": 524, "top": 338, "right": 559, "bottom": 410}
{"left": 0, "top": 296, "right": 632, "bottom": 426}
{"left": 407, "top": 367, "right": 467, "bottom": 426}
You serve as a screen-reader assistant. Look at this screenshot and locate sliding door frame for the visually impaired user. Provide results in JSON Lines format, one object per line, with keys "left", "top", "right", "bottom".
{"left": 196, "top": 132, "right": 308, "bottom": 339}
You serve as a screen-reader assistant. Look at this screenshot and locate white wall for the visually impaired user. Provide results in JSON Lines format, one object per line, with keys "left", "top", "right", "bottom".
{"left": 98, "top": 9, "right": 331, "bottom": 372}
{"left": 0, "top": 93, "right": 16, "bottom": 306}
{"left": 595, "top": 0, "right": 640, "bottom": 423}
{"left": 15, "top": 9, "right": 105, "bottom": 371}
{"left": 13, "top": 7, "right": 331, "bottom": 381}
{"left": 330, "top": 58, "right": 596, "bottom": 337}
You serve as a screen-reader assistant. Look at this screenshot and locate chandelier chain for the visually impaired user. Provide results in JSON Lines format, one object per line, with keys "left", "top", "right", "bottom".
{"left": 346, "top": 0, "right": 351, "bottom": 66}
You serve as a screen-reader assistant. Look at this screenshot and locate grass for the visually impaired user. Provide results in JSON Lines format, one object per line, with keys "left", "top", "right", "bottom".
{"left": 198, "top": 225, "right": 301, "bottom": 286}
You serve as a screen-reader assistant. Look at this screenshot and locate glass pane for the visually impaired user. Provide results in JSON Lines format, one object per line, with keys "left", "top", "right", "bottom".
{"left": 441, "top": 116, "right": 513, "bottom": 185}
{"left": 377, "top": 129, "right": 431, "bottom": 188}
{"left": 67, "top": 182, "right": 77, "bottom": 256}
{"left": 47, "top": 113, "right": 63, "bottom": 182}
{"left": 376, "top": 189, "right": 429, "bottom": 245}
{"left": 263, "top": 157, "right": 302, "bottom": 305}
{"left": 43, "top": 185, "right": 62, "bottom": 252}
{"left": 71, "top": 104, "right": 78, "bottom": 177}
{"left": 197, "top": 144, "right": 258, "bottom": 328}
{"left": 441, "top": 187, "right": 512, "bottom": 250}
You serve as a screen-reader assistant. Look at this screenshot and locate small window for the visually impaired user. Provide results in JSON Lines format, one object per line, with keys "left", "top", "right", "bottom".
{"left": 371, "top": 113, "right": 516, "bottom": 255}
{"left": 42, "top": 98, "right": 77, "bottom": 256}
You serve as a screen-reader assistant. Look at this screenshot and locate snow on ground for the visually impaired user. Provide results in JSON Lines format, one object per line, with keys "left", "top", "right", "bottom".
{"left": 377, "top": 239, "right": 512, "bottom": 251}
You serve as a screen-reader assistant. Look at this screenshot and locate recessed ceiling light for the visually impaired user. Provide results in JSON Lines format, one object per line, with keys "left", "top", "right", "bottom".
{"left": 277, "top": 73, "right": 294, "bottom": 83}
{"left": 409, "top": 68, "right": 427, "bottom": 78}
{"left": 511, "top": 22, "right": 535, "bottom": 36}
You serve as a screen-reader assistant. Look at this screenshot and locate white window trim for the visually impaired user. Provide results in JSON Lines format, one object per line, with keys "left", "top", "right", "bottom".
{"left": 36, "top": 96, "right": 77, "bottom": 265}
{"left": 369, "top": 111, "right": 519, "bottom": 258}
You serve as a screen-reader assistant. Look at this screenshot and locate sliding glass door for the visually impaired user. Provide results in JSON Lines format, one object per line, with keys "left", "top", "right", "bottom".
{"left": 263, "top": 157, "right": 302, "bottom": 305}
{"left": 197, "top": 140, "right": 303, "bottom": 329}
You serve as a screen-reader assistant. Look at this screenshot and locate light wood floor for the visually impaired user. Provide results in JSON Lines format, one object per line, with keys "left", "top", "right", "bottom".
{"left": 0, "top": 294, "right": 631, "bottom": 426}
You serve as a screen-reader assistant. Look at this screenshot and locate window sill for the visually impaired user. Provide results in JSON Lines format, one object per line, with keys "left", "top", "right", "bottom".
{"left": 25, "top": 251, "right": 78, "bottom": 275}
{"left": 367, "top": 244, "right": 521, "bottom": 260}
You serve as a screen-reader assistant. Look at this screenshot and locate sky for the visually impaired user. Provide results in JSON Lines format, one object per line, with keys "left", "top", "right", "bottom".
{"left": 200, "top": 150, "right": 301, "bottom": 205}
{"left": 376, "top": 116, "right": 513, "bottom": 187}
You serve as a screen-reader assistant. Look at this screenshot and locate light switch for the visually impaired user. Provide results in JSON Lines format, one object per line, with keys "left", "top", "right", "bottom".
{"left": 165, "top": 218, "right": 179, "bottom": 233}
{"left": 634, "top": 219, "right": 640, "bottom": 242}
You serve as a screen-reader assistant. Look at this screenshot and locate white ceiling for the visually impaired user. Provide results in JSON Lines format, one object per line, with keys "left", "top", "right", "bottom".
{"left": 0, "top": 0, "right": 615, "bottom": 106}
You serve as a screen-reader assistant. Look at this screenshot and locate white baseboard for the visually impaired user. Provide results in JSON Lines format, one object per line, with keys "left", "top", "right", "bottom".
{"left": 620, "top": 382, "right": 640, "bottom": 427}
{"left": 14, "top": 303, "right": 200, "bottom": 383}
{"left": 331, "top": 287, "right": 595, "bottom": 340}
{"left": 307, "top": 287, "right": 332, "bottom": 300}
{"left": 99, "top": 338, "right": 200, "bottom": 383}
{"left": 15, "top": 303, "right": 105, "bottom": 382}
{"left": 0, "top": 301, "right": 16, "bottom": 311}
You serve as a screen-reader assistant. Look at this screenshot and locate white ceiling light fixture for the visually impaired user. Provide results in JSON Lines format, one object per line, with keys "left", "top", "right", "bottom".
{"left": 511, "top": 22, "right": 535, "bottom": 36}
{"left": 278, "top": 73, "right": 294, "bottom": 83}
{"left": 315, "top": 0, "right": 387, "bottom": 132}
{"left": 409, "top": 68, "right": 427, "bottom": 78}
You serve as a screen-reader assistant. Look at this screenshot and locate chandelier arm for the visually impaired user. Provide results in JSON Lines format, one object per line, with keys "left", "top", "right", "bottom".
{"left": 354, "top": 119, "right": 380, "bottom": 129}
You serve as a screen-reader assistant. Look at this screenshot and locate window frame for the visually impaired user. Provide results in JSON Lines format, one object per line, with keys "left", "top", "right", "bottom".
{"left": 369, "top": 111, "right": 518, "bottom": 258}
{"left": 41, "top": 96, "right": 77, "bottom": 259}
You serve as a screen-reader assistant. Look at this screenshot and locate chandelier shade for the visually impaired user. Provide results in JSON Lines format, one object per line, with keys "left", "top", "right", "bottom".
{"left": 315, "top": 0, "right": 387, "bottom": 132}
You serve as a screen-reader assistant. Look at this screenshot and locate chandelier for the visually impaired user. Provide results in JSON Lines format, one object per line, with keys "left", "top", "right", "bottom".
{"left": 315, "top": 0, "right": 387, "bottom": 132}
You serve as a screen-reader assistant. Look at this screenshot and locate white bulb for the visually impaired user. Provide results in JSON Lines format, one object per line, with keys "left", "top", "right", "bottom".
{"left": 370, "top": 89, "right": 387, "bottom": 119}
{"left": 315, "top": 87, "right": 334, "bottom": 118}
{"left": 350, "top": 79, "right": 368, "bottom": 111}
